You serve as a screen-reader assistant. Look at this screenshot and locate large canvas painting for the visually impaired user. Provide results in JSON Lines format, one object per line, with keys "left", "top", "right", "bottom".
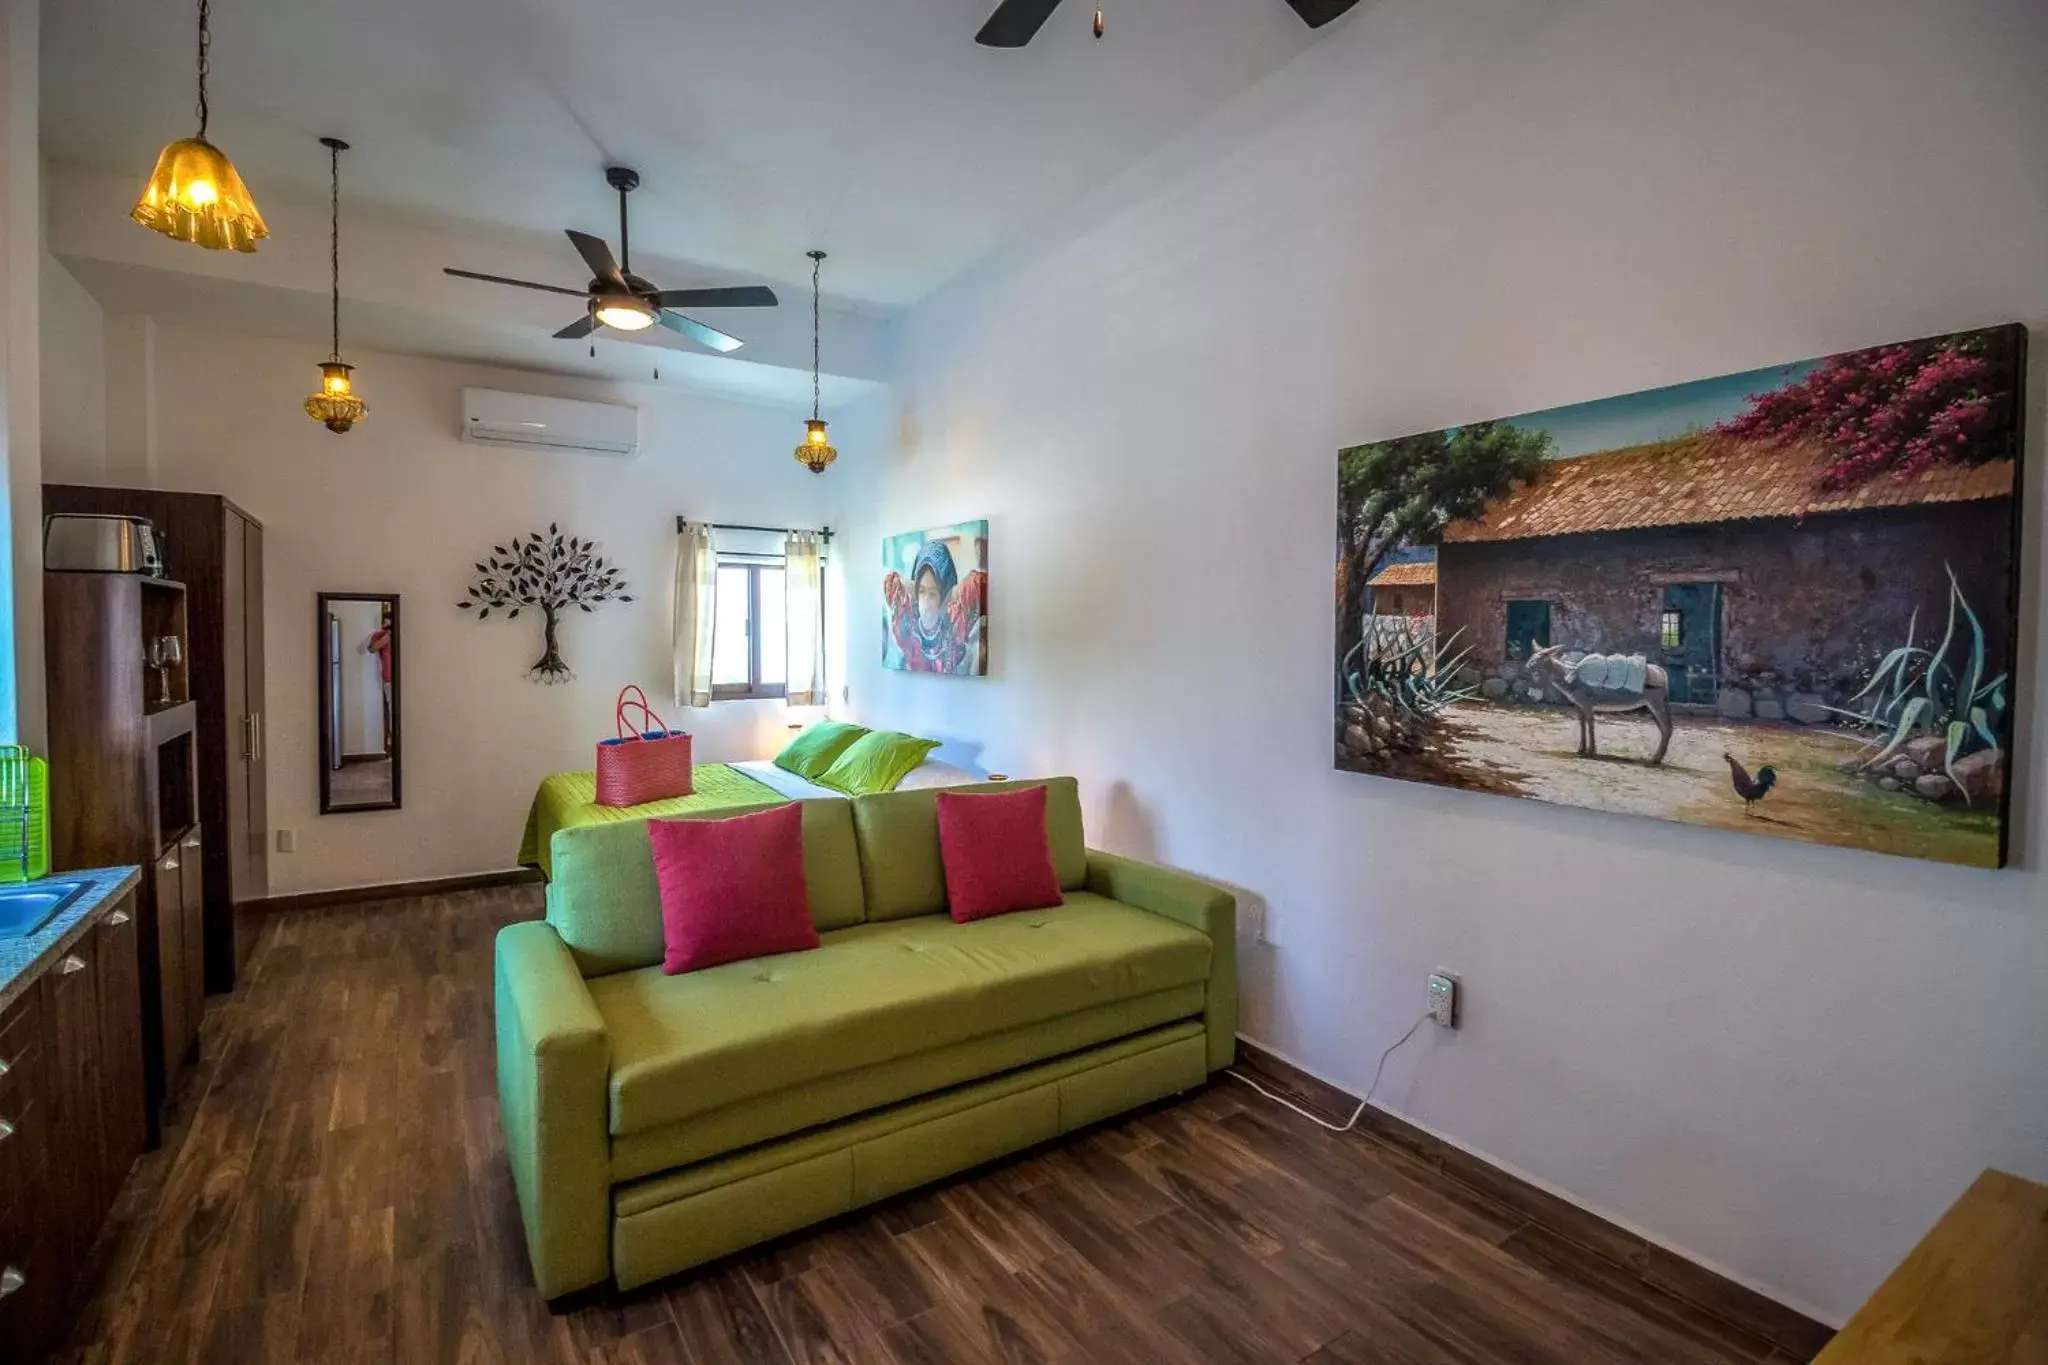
{"left": 883, "top": 519, "right": 989, "bottom": 675}
{"left": 1334, "top": 324, "right": 2027, "bottom": 868}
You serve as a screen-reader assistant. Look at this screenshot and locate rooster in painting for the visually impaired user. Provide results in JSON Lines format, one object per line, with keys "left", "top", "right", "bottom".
{"left": 1722, "top": 752, "right": 1778, "bottom": 816}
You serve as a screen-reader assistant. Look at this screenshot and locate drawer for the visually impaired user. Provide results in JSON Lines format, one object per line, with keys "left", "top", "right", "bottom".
{"left": 0, "top": 1095, "right": 49, "bottom": 1225}
{"left": 0, "top": 1227, "right": 62, "bottom": 1365}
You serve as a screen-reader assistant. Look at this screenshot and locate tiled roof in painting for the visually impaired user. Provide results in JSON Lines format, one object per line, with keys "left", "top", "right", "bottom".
{"left": 1368, "top": 562, "right": 1437, "bottom": 586}
{"left": 1442, "top": 435, "right": 2015, "bottom": 544}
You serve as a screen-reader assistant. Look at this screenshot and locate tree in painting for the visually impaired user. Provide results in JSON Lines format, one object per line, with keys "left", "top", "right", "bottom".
{"left": 458, "top": 525, "right": 632, "bottom": 682}
{"left": 1714, "top": 329, "right": 2020, "bottom": 490}
{"left": 1335, "top": 420, "right": 1554, "bottom": 677}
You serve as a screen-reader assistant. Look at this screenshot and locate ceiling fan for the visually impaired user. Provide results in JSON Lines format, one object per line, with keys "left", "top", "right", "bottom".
{"left": 976, "top": 0, "right": 1360, "bottom": 46}
{"left": 443, "top": 167, "right": 777, "bottom": 354}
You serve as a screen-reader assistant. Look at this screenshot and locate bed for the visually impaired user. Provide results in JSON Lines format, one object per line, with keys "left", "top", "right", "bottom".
{"left": 518, "top": 758, "right": 981, "bottom": 878}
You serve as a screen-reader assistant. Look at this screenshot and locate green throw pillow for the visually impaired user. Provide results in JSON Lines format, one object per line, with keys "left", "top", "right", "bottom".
{"left": 817, "top": 730, "right": 941, "bottom": 796}
{"left": 774, "top": 720, "right": 869, "bottom": 782}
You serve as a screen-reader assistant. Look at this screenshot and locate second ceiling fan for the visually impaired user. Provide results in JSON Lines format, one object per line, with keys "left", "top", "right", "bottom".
{"left": 976, "top": 0, "right": 1360, "bottom": 46}
{"left": 444, "top": 167, "right": 776, "bottom": 354}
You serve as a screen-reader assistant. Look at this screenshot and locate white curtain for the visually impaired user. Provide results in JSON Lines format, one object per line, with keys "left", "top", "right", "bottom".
{"left": 784, "top": 531, "right": 825, "bottom": 707}
{"left": 671, "top": 521, "right": 717, "bottom": 708}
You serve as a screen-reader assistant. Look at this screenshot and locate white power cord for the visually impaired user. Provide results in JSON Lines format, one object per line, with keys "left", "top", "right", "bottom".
{"left": 1225, "top": 1012, "right": 1433, "bottom": 1134}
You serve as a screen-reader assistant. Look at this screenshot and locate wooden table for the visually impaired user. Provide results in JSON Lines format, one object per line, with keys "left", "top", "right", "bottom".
{"left": 1815, "top": 1168, "right": 2048, "bottom": 1364}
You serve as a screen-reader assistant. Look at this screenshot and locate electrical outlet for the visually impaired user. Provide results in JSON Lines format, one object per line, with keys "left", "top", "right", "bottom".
{"left": 276, "top": 828, "right": 297, "bottom": 854}
{"left": 1428, "top": 971, "right": 1459, "bottom": 1029}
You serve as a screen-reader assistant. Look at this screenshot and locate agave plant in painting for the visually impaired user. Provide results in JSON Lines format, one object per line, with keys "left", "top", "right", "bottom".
{"left": 1333, "top": 323, "right": 2027, "bottom": 868}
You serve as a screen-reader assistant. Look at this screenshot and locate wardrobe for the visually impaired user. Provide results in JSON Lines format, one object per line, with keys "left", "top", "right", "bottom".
{"left": 44, "top": 487, "right": 269, "bottom": 995}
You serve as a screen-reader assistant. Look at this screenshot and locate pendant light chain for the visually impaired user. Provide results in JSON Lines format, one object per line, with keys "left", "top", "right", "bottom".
{"left": 327, "top": 139, "right": 341, "bottom": 362}
{"left": 810, "top": 251, "right": 823, "bottom": 422}
{"left": 195, "top": 0, "right": 212, "bottom": 136}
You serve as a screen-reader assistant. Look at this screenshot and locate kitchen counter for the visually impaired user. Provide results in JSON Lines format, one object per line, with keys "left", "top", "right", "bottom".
{"left": 0, "top": 864, "right": 143, "bottom": 1013}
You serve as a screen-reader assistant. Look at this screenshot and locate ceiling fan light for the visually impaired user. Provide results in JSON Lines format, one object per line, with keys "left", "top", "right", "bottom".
{"left": 595, "top": 297, "right": 655, "bottom": 331}
{"left": 131, "top": 137, "right": 269, "bottom": 252}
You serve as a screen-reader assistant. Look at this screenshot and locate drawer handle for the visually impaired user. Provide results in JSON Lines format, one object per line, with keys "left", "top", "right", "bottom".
{"left": 59, "top": 955, "right": 87, "bottom": 975}
{"left": 163, "top": 857, "right": 180, "bottom": 871}
{"left": 0, "top": 1056, "right": 9, "bottom": 1078}
{"left": 0, "top": 1266, "right": 22, "bottom": 1297}
{"left": 110, "top": 910, "right": 131, "bottom": 926}
{"left": 0, "top": 1117, "right": 13, "bottom": 1142}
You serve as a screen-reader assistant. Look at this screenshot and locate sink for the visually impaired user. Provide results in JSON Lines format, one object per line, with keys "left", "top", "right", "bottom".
{"left": 0, "top": 878, "right": 92, "bottom": 939}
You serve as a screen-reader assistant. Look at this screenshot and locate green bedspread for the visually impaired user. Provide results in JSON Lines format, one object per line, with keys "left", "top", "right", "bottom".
{"left": 518, "top": 764, "right": 785, "bottom": 879}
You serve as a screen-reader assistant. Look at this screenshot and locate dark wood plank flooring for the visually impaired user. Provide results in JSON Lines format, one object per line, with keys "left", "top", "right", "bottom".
{"left": 57, "top": 888, "right": 1797, "bottom": 1364}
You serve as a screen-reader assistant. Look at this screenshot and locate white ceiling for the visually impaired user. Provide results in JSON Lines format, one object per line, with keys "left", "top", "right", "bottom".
{"left": 42, "top": 0, "right": 1332, "bottom": 311}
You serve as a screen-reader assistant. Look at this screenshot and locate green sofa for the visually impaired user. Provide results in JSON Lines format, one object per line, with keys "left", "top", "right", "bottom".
{"left": 494, "top": 777, "right": 1237, "bottom": 1298}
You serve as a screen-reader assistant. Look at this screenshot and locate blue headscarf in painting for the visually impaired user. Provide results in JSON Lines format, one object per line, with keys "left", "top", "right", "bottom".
{"left": 912, "top": 540, "right": 959, "bottom": 604}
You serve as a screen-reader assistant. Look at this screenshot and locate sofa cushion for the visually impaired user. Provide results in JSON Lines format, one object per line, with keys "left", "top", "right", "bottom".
{"left": 549, "top": 798, "right": 865, "bottom": 977}
{"left": 650, "top": 805, "right": 819, "bottom": 975}
{"left": 586, "top": 892, "right": 1211, "bottom": 1137}
{"left": 936, "top": 786, "right": 1063, "bottom": 922}
{"left": 851, "top": 777, "right": 1087, "bottom": 923}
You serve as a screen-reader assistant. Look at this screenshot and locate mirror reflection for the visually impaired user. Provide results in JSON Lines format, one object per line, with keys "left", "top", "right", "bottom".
{"left": 319, "top": 593, "right": 401, "bottom": 812}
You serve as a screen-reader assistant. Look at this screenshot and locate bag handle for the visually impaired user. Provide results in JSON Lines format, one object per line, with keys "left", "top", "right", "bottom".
{"left": 615, "top": 684, "right": 673, "bottom": 740}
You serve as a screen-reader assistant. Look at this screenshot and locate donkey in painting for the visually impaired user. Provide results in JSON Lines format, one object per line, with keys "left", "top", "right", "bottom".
{"left": 1524, "top": 645, "right": 1674, "bottom": 764}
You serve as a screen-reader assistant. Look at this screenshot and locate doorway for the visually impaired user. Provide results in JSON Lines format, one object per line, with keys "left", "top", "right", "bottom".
{"left": 1658, "top": 583, "right": 1721, "bottom": 704}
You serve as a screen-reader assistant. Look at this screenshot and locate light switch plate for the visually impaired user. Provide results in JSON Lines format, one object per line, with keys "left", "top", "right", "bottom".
{"left": 276, "top": 828, "right": 297, "bottom": 854}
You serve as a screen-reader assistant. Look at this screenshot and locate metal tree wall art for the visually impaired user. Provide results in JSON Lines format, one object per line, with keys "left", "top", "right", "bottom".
{"left": 458, "top": 525, "right": 632, "bottom": 682}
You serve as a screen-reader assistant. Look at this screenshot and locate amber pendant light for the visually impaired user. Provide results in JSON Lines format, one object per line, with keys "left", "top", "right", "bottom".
{"left": 131, "top": 0, "right": 269, "bottom": 252}
{"left": 793, "top": 250, "right": 837, "bottom": 474}
{"left": 303, "top": 138, "right": 367, "bottom": 434}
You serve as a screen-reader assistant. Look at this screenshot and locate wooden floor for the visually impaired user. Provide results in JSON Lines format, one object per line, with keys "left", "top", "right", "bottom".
{"left": 57, "top": 888, "right": 1800, "bottom": 1365}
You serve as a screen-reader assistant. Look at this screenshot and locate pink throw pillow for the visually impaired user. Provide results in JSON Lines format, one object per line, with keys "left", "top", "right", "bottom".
{"left": 649, "top": 804, "right": 819, "bottom": 974}
{"left": 935, "top": 786, "right": 1064, "bottom": 923}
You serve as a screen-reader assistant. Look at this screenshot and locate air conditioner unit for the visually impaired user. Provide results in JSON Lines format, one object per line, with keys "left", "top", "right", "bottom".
{"left": 460, "top": 388, "right": 640, "bottom": 458}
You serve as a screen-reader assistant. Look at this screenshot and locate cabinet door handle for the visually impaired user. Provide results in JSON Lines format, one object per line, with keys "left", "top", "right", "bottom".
{"left": 182, "top": 837, "right": 201, "bottom": 851}
{"left": 110, "top": 909, "right": 131, "bottom": 926}
{"left": 242, "top": 714, "right": 255, "bottom": 760}
{"left": 0, "top": 1266, "right": 23, "bottom": 1298}
{"left": 0, "top": 1117, "right": 14, "bottom": 1142}
{"left": 0, "top": 1055, "right": 10, "bottom": 1078}
{"left": 254, "top": 712, "right": 264, "bottom": 763}
{"left": 59, "top": 955, "right": 87, "bottom": 975}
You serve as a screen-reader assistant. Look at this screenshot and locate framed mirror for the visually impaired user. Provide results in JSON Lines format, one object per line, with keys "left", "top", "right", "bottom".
{"left": 318, "top": 593, "right": 402, "bottom": 812}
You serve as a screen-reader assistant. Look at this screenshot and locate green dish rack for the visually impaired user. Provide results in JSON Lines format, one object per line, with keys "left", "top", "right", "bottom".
{"left": 0, "top": 745, "right": 51, "bottom": 883}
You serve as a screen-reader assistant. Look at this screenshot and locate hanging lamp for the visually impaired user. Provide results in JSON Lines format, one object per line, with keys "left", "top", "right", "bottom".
{"left": 131, "top": 0, "right": 269, "bottom": 252}
{"left": 794, "top": 250, "right": 837, "bottom": 474}
{"left": 303, "top": 137, "right": 367, "bottom": 434}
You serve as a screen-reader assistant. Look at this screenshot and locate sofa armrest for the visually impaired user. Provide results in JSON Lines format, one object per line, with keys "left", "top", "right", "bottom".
{"left": 495, "top": 920, "right": 612, "bottom": 1298}
{"left": 1086, "top": 851, "right": 1237, "bottom": 1072}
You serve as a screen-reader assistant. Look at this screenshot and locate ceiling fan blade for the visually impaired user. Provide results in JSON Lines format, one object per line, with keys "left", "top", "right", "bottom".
{"left": 566, "top": 230, "right": 626, "bottom": 289}
{"left": 658, "top": 311, "right": 744, "bottom": 354}
{"left": 650, "top": 286, "right": 779, "bottom": 310}
{"left": 553, "top": 315, "right": 598, "bottom": 341}
{"left": 444, "top": 267, "right": 589, "bottom": 299}
{"left": 1281, "top": 0, "right": 1361, "bottom": 27}
{"left": 976, "top": 0, "right": 1064, "bottom": 47}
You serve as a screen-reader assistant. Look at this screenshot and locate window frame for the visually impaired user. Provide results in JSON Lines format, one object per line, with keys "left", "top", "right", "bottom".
{"left": 711, "top": 559, "right": 789, "bottom": 701}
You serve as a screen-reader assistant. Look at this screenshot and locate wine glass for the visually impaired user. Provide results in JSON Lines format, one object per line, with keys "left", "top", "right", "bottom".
{"left": 155, "top": 635, "right": 183, "bottom": 705}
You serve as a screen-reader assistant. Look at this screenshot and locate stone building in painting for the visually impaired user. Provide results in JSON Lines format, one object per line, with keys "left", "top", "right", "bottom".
{"left": 1433, "top": 434, "right": 2018, "bottom": 716}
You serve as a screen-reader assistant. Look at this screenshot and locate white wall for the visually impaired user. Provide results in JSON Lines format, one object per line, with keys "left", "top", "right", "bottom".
{"left": 39, "top": 226, "right": 105, "bottom": 484}
{"left": 840, "top": 0, "right": 2048, "bottom": 1325}
{"left": 116, "top": 323, "right": 839, "bottom": 895}
{"left": 0, "top": 0, "right": 41, "bottom": 750}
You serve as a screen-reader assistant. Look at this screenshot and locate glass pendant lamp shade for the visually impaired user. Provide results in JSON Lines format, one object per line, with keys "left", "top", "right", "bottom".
{"left": 131, "top": 137, "right": 269, "bottom": 252}
{"left": 796, "top": 418, "right": 837, "bottom": 474}
{"left": 134, "top": 0, "right": 266, "bottom": 252}
{"left": 305, "top": 362, "right": 366, "bottom": 433}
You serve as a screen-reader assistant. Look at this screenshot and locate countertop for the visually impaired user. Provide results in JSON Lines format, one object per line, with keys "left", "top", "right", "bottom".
{"left": 0, "top": 865, "right": 144, "bottom": 1014}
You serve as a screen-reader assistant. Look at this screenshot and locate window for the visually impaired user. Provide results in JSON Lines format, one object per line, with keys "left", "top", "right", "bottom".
{"left": 712, "top": 561, "right": 788, "bottom": 699}
{"left": 1504, "top": 600, "right": 1551, "bottom": 660}
{"left": 1659, "top": 609, "right": 1683, "bottom": 650}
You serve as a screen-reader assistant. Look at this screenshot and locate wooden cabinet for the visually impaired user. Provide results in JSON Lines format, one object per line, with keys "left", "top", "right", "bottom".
{"left": 0, "top": 890, "right": 148, "bottom": 1364}
{"left": 44, "top": 487, "right": 269, "bottom": 995}
{"left": 152, "top": 830, "right": 205, "bottom": 1081}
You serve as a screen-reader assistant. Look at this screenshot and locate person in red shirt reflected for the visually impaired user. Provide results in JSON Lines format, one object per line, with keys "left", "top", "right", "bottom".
{"left": 365, "top": 607, "right": 394, "bottom": 751}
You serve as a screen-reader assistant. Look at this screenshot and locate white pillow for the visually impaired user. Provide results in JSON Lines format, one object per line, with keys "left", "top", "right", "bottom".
{"left": 894, "top": 759, "right": 982, "bottom": 791}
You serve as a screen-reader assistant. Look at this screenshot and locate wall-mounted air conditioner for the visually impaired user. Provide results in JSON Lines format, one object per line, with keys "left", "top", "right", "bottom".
{"left": 460, "top": 388, "right": 640, "bottom": 458}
